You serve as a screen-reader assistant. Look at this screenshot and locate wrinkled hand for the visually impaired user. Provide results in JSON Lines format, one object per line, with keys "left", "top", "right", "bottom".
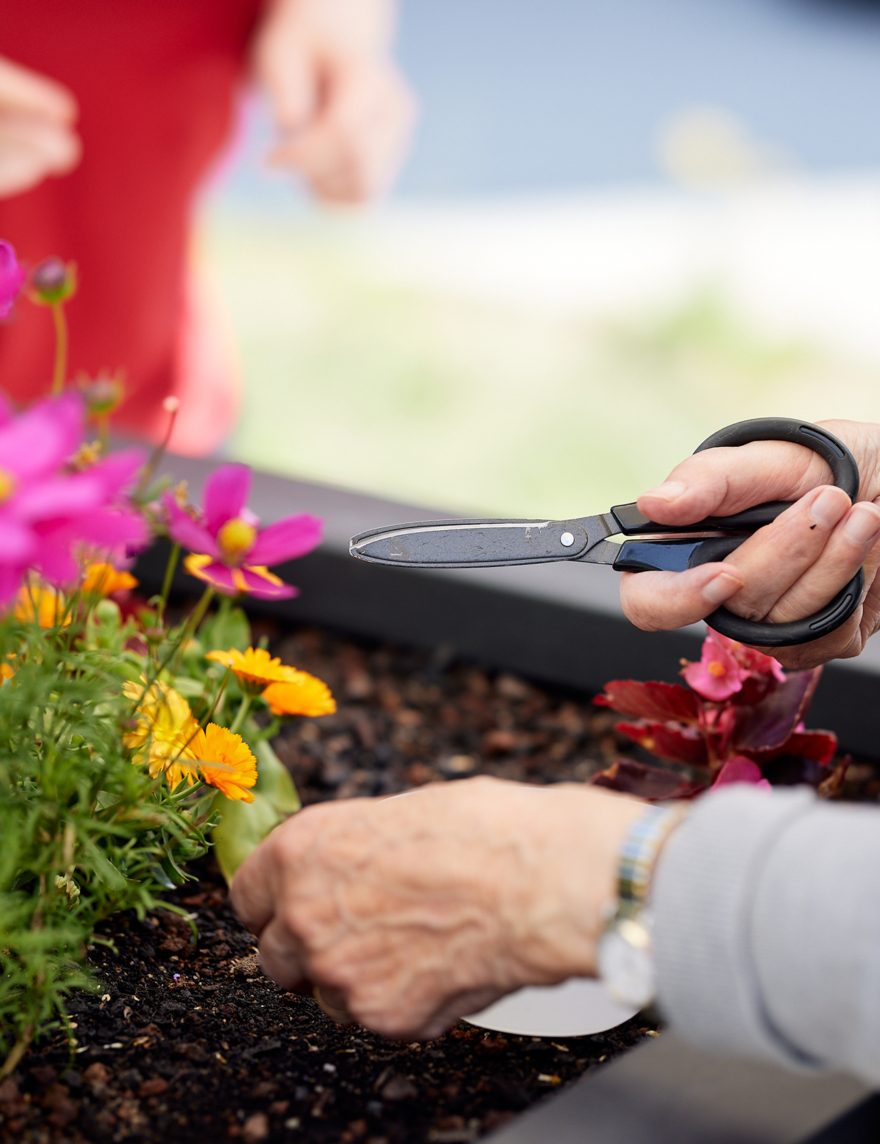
{"left": 252, "top": 0, "right": 416, "bottom": 204}
{"left": 230, "top": 777, "right": 642, "bottom": 1040}
{"left": 620, "top": 419, "right": 880, "bottom": 669}
{"left": 0, "top": 56, "right": 80, "bottom": 198}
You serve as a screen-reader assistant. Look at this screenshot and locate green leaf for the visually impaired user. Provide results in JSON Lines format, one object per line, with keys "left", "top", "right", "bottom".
{"left": 212, "top": 794, "right": 283, "bottom": 883}
{"left": 254, "top": 740, "right": 301, "bottom": 815}
{"left": 200, "top": 605, "right": 252, "bottom": 653}
{"left": 173, "top": 675, "right": 210, "bottom": 700}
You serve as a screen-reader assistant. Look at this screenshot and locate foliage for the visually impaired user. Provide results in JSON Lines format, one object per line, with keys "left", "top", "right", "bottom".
{"left": 0, "top": 244, "right": 335, "bottom": 1074}
{"left": 592, "top": 630, "right": 845, "bottom": 800}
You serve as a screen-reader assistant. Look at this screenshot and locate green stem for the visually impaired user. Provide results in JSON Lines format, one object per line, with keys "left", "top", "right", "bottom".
{"left": 185, "top": 585, "right": 216, "bottom": 641}
{"left": 156, "top": 543, "right": 181, "bottom": 627}
{"left": 215, "top": 594, "right": 232, "bottom": 625}
{"left": 50, "top": 303, "right": 68, "bottom": 395}
{"left": 229, "top": 693, "right": 253, "bottom": 736}
{"left": 134, "top": 586, "right": 215, "bottom": 713}
{"left": 132, "top": 401, "right": 180, "bottom": 502}
{"left": 200, "top": 672, "right": 231, "bottom": 731}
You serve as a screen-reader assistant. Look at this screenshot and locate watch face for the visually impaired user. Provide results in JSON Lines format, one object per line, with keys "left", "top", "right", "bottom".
{"left": 597, "top": 917, "right": 656, "bottom": 1011}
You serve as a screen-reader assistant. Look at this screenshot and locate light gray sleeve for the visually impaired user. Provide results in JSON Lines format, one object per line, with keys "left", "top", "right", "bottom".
{"left": 652, "top": 785, "right": 880, "bottom": 1086}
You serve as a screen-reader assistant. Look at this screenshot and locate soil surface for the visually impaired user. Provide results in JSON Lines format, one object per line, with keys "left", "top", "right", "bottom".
{"left": 6, "top": 623, "right": 864, "bottom": 1144}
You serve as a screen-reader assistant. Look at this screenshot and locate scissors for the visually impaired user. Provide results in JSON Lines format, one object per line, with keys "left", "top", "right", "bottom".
{"left": 349, "top": 418, "right": 865, "bottom": 648}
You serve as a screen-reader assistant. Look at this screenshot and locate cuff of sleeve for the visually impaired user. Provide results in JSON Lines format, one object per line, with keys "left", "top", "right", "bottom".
{"left": 652, "top": 785, "right": 819, "bottom": 1070}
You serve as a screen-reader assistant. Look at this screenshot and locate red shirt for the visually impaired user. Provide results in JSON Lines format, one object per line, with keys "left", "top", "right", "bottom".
{"left": 0, "top": 0, "right": 263, "bottom": 453}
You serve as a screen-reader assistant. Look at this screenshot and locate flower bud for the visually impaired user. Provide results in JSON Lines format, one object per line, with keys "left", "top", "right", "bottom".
{"left": 31, "top": 257, "right": 77, "bottom": 305}
{"left": 77, "top": 372, "right": 126, "bottom": 418}
{"left": 0, "top": 240, "right": 25, "bottom": 318}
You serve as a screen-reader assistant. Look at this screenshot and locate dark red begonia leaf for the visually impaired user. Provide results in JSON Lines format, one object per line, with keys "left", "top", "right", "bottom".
{"left": 591, "top": 758, "right": 706, "bottom": 801}
{"left": 732, "top": 668, "right": 821, "bottom": 753}
{"left": 595, "top": 680, "right": 701, "bottom": 724}
{"left": 614, "top": 720, "right": 709, "bottom": 766}
{"left": 749, "top": 728, "right": 837, "bottom": 766}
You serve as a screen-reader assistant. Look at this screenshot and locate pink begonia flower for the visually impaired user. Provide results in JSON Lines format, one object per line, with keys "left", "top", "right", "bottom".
{"left": 0, "top": 393, "right": 148, "bottom": 606}
{"left": 727, "top": 635, "right": 787, "bottom": 684}
{"left": 0, "top": 241, "right": 25, "bottom": 318}
{"left": 164, "top": 462, "right": 322, "bottom": 600}
{"left": 681, "top": 630, "right": 747, "bottom": 701}
{"left": 712, "top": 756, "right": 771, "bottom": 790}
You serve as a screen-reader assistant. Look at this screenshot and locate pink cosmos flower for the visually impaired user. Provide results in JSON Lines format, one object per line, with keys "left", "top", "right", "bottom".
{"left": 0, "top": 241, "right": 25, "bottom": 318}
{"left": 681, "top": 630, "right": 746, "bottom": 701}
{"left": 164, "top": 463, "right": 322, "bottom": 600}
{"left": 712, "top": 756, "right": 771, "bottom": 790}
{"left": 0, "top": 393, "right": 148, "bottom": 606}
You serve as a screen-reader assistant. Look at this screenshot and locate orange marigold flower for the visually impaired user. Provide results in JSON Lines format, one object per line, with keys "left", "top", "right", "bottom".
{"left": 0, "top": 660, "right": 13, "bottom": 684}
{"left": 82, "top": 561, "right": 138, "bottom": 597}
{"left": 14, "top": 583, "right": 69, "bottom": 628}
{"left": 205, "top": 646, "right": 294, "bottom": 688}
{"left": 183, "top": 723, "right": 257, "bottom": 802}
{"left": 262, "top": 670, "right": 336, "bottom": 718}
{"left": 123, "top": 678, "right": 200, "bottom": 784}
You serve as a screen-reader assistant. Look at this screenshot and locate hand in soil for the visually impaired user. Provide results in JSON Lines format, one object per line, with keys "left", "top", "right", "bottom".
{"left": 230, "top": 776, "right": 644, "bottom": 1040}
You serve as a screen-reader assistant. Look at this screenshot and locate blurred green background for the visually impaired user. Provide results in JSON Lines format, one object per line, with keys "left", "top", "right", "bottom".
{"left": 205, "top": 0, "right": 880, "bottom": 518}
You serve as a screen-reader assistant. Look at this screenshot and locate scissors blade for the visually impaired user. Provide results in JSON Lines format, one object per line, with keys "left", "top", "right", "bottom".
{"left": 350, "top": 516, "right": 606, "bottom": 568}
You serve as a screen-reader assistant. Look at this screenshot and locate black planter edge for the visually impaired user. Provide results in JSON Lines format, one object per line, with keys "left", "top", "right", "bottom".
{"left": 138, "top": 455, "right": 880, "bottom": 759}
{"left": 132, "top": 457, "right": 880, "bottom": 1144}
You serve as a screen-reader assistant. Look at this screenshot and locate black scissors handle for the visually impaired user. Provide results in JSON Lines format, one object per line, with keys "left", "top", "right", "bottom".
{"left": 608, "top": 418, "right": 864, "bottom": 648}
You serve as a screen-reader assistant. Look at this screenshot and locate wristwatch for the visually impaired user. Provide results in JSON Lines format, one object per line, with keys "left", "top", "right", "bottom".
{"left": 597, "top": 802, "right": 687, "bottom": 1010}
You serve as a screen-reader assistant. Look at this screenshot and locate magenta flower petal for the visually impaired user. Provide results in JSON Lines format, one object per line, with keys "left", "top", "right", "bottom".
{"left": 164, "top": 495, "right": 221, "bottom": 558}
{"left": 0, "top": 563, "right": 24, "bottom": 608}
{"left": 187, "top": 559, "right": 240, "bottom": 595}
{"left": 0, "top": 393, "right": 84, "bottom": 480}
{"left": 239, "top": 565, "right": 297, "bottom": 600}
{"left": 88, "top": 449, "right": 146, "bottom": 496}
{"left": 0, "top": 241, "right": 25, "bottom": 318}
{"left": 712, "top": 757, "right": 771, "bottom": 790}
{"left": 0, "top": 517, "right": 36, "bottom": 563}
{"left": 13, "top": 474, "right": 106, "bottom": 521}
{"left": 203, "top": 464, "right": 251, "bottom": 534}
{"left": 36, "top": 547, "right": 80, "bottom": 585}
{"left": 247, "top": 514, "right": 323, "bottom": 566}
{"left": 72, "top": 508, "right": 150, "bottom": 552}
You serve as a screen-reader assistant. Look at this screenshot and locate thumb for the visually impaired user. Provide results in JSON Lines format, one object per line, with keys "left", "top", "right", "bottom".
{"left": 636, "top": 439, "right": 832, "bottom": 525}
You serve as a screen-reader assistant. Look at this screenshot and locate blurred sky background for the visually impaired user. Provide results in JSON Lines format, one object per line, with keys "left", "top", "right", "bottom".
{"left": 204, "top": 0, "right": 880, "bottom": 517}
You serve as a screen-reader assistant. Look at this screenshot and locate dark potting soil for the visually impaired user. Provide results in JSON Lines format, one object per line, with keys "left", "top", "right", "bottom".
{"left": 8, "top": 621, "right": 859, "bottom": 1144}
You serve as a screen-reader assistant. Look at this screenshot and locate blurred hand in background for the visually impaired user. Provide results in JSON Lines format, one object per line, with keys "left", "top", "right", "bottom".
{"left": 253, "top": 0, "right": 417, "bottom": 204}
{"left": 0, "top": 56, "right": 80, "bottom": 198}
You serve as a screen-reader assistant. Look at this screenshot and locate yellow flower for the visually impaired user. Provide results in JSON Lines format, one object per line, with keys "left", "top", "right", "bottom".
{"left": 81, "top": 562, "right": 138, "bottom": 597}
{"left": 263, "top": 671, "right": 336, "bottom": 718}
{"left": 183, "top": 724, "right": 257, "bottom": 802}
{"left": 0, "top": 660, "right": 14, "bottom": 684}
{"left": 123, "top": 678, "right": 199, "bottom": 784}
{"left": 206, "top": 646, "right": 297, "bottom": 690}
{"left": 14, "top": 583, "right": 69, "bottom": 628}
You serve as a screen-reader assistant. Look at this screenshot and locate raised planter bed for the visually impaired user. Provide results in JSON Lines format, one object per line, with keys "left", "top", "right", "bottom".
{"left": 5, "top": 459, "right": 880, "bottom": 1143}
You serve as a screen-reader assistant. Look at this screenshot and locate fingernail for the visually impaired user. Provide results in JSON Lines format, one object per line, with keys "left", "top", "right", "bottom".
{"left": 810, "top": 487, "right": 849, "bottom": 530}
{"left": 702, "top": 570, "right": 743, "bottom": 606}
{"left": 844, "top": 504, "right": 880, "bottom": 545}
{"left": 643, "top": 480, "right": 687, "bottom": 503}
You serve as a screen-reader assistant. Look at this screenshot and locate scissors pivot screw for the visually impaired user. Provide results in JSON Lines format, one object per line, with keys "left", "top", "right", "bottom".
{"left": 560, "top": 531, "right": 575, "bottom": 547}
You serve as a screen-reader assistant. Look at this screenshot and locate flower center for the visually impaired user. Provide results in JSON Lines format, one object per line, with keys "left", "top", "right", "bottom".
{"left": 217, "top": 518, "right": 257, "bottom": 563}
{"left": 707, "top": 660, "right": 727, "bottom": 678}
{"left": 0, "top": 467, "right": 16, "bottom": 503}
